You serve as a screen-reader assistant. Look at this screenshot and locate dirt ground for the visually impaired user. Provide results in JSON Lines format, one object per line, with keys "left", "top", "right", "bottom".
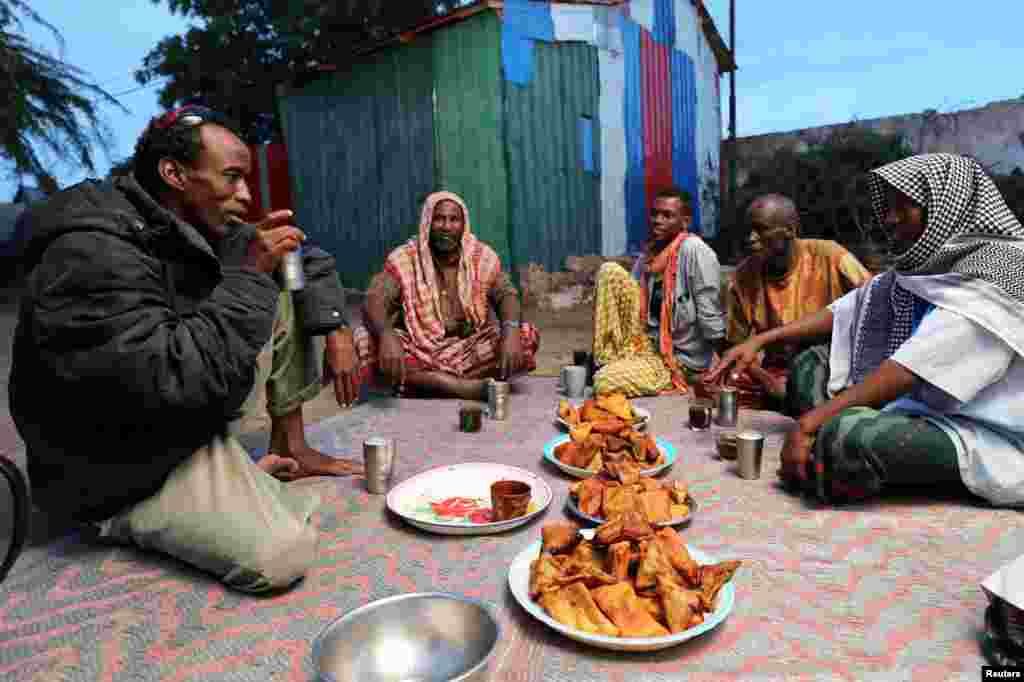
{"left": 236, "top": 301, "right": 596, "bottom": 435}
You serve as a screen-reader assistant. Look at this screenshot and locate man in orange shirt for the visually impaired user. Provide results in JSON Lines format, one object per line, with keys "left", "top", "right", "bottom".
{"left": 725, "top": 194, "right": 871, "bottom": 409}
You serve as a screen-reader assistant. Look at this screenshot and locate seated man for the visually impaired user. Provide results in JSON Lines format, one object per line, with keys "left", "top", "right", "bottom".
{"left": 9, "top": 106, "right": 360, "bottom": 592}
{"left": 709, "top": 154, "right": 1024, "bottom": 507}
{"left": 354, "top": 191, "right": 539, "bottom": 400}
{"left": 725, "top": 193, "right": 871, "bottom": 409}
{"left": 591, "top": 187, "right": 726, "bottom": 397}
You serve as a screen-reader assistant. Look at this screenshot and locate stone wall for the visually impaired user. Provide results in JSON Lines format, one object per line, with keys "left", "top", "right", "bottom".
{"left": 735, "top": 98, "right": 1024, "bottom": 187}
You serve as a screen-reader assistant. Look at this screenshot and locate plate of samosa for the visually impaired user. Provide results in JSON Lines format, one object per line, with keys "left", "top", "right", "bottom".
{"left": 544, "top": 433, "right": 675, "bottom": 479}
{"left": 556, "top": 393, "right": 650, "bottom": 431}
{"left": 566, "top": 475, "right": 696, "bottom": 527}
{"left": 508, "top": 522, "right": 740, "bottom": 651}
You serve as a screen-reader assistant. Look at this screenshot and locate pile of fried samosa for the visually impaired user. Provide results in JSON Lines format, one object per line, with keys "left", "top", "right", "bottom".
{"left": 570, "top": 474, "right": 692, "bottom": 524}
{"left": 556, "top": 393, "right": 663, "bottom": 473}
{"left": 530, "top": 519, "right": 741, "bottom": 638}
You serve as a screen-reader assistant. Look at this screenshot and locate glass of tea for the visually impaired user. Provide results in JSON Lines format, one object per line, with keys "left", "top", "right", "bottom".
{"left": 689, "top": 399, "right": 712, "bottom": 431}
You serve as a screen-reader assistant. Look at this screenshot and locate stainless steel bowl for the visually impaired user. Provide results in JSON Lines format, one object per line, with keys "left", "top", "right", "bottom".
{"left": 313, "top": 592, "right": 501, "bottom": 682}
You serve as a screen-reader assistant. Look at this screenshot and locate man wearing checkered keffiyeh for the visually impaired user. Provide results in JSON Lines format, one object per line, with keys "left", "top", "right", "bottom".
{"left": 708, "top": 154, "right": 1024, "bottom": 506}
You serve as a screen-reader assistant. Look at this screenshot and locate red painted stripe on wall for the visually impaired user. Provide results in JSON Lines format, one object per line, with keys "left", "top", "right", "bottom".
{"left": 641, "top": 31, "right": 673, "bottom": 220}
{"left": 244, "top": 143, "right": 293, "bottom": 222}
{"left": 265, "top": 143, "right": 294, "bottom": 214}
{"left": 244, "top": 145, "right": 265, "bottom": 223}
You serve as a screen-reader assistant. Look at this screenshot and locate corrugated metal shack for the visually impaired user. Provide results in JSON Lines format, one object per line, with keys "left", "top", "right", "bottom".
{"left": 277, "top": 0, "right": 734, "bottom": 289}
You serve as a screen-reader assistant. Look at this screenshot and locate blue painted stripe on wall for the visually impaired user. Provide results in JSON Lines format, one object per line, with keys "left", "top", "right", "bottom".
{"left": 502, "top": 0, "right": 555, "bottom": 84}
{"left": 504, "top": 0, "right": 554, "bottom": 40}
{"left": 621, "top": 15, "right": 646, "bottom": 253}
{"left": 670, "top": 49, "right": 701, "bottom": 234}
{"left": 654, "top": 0, "right": 675, "bottom": 46}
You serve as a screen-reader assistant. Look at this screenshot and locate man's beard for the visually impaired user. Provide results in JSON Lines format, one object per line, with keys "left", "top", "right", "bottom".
{"left": 430, "top": 231, "right": 461, "bottom": 255}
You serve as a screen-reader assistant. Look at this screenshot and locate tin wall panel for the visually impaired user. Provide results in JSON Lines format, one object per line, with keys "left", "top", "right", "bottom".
{"left": 432, "top": 11, "right": 512, "bottom": 270}
{"left": 671, "top": 48, "right": 701, "bottom": 232}
{"left": 642, "top": 31, "right": 674, "bottom": 226}
{"left": 653, "top": 0, "right": 675, "bottom": 46}
{"left": 278, "top": 40, "right": 435, "bottom": 289}
{"left": 505, "top": 41, "right": 601, "bottom": 272}
{"left": 622, "top": 15, "right": 646, "bottom": 252}
{"left": 598, "top": 47, "right": 628, "bottom": 257}
{"left": 695, "top": 23, "right": 722, "bottom": 236}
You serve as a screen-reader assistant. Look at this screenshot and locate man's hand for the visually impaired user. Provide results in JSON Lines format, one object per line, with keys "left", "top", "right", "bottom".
{"left": 378, "top": 330, "right": 406, "bottom": 387}
{"left": 256, "top": 453, "right": 301, "bottom": 481}
{"left": 243, "top": 210, "right": 305, "bottom": 275}
{"left": 325, "top": 327, "right": 361, "bottom": 408}
{"left": 704, "top": 338, "right": 764, "bottom": 385}
{"left": 499, "top": 329, "right": 524, "bottom": 380}
{"left": 778, "top": 418, "right": 818, "bottom": 485}
{"left": 748, "top": 363, "right": 787, "bottom": 399}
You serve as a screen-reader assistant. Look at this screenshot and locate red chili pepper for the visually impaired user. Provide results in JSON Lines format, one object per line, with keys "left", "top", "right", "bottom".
{"left": 468, "top": 508, "right": 494, "bottom": 524}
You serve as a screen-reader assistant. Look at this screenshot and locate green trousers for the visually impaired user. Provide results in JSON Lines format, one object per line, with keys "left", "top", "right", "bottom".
{"left": 786, "top": 345, "right": 964, "bottom": 504}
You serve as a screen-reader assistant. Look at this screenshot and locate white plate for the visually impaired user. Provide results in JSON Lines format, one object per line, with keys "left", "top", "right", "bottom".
{"left": 555, "top": 404, "right": 651, "bottom": 431}
{"left": 386, "top": 463, "right": 552, "bottom": 536}
{"left": 508, "top": 529, "right": 735, "bottom": 652}
{"left": 542, "top": 435, "right": 676, "bottom": 479}
{"left": 565, "top": 494, "right": 697, "bottom": 528}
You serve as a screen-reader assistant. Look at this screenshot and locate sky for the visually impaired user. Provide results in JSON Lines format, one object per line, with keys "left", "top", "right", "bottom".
{"left": 4, "top": 0, "right": 1024, "bottom": 200}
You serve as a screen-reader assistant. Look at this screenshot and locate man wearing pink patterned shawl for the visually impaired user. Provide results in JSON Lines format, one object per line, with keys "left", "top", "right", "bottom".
{"left": 354, "top": 191, "right": 540, "bottom": 399}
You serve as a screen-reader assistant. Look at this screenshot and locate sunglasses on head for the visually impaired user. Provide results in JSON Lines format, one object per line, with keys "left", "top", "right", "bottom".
{"left": 153, "top": 105, "right": 225, "bottom": 131}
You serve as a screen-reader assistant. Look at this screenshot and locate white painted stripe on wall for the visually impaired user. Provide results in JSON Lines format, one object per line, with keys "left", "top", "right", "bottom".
{"left": 598, "top": 48, "right": 628, "bottom": 257}
{"left": 551, "top": 4, "right": 595, "bottom": 43}
{"left": 695, "top": 29, "right": 722, "bottom": 236}
{"left": 674, "top": 0, "right": 700, "bottom": 59}
{"left": 628, "top": 0, "right": 655, "bottom": 35}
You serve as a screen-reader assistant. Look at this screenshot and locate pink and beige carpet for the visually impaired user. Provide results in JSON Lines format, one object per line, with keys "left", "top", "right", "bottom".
{"left": 0, "top": 378, "right": 1018, "bottom": 681}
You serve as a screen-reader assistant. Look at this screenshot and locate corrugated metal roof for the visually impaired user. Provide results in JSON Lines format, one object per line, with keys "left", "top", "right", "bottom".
{"left": 505, "top": 41, "right": 601, "bottom": 272}
{"left": 431, "top": 10, "right": 512, "bottom": 270}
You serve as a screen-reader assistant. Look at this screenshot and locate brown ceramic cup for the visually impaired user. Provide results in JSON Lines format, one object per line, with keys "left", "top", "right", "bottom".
{"left": 490, "top": 480, "right": 531, "bottom": 521}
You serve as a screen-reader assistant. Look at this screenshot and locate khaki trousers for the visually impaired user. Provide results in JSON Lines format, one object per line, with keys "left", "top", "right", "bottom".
{"left": 97, "top": 292, "right": 325, "bottom": 593}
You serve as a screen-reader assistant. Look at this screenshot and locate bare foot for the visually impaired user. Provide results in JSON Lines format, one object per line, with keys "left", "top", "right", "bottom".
{"left": 256, "top": 453, "right": 302, "bottom": 480}
{"left": 281, "top": 444, "right": 364, "bottom": 478}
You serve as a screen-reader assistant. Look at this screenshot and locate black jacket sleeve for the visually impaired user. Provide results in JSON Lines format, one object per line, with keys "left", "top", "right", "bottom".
{"left": 29, "top": 230, "right": 279, "bottom": 420}
{"left": 294, "top": 243, "right": 348, "bottom": 335}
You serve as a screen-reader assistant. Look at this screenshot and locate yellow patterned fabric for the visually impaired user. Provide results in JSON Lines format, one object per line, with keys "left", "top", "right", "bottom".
{"left": 591, "top": 263, "right": 672, "bottom": 397}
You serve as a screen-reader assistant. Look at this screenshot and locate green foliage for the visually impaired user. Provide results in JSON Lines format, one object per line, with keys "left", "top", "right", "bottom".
{"left": 0, "top": 1, "right": 125, "bottom": 189}
{"left": 139, "top": 0, "right": 474, "bottom": 142}
{"left": 720, "top": 124, "right": 913, "bottom": 265}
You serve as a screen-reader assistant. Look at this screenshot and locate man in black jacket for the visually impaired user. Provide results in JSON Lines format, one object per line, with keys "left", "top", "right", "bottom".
{"left": 9, "top": 106, "right": 358, "bottom": 592}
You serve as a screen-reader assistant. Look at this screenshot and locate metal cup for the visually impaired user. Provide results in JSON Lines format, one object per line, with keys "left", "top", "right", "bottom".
{"left": 716, "top": 429, "right": 738, "bottom": 460}
{"left": 363, "top": 438, "right": 395, "bottom": 494}
{"left": 488, "top": 380, "right": 510, "bottom": 420}
{"left": 560, "top": 365, "right": 587, "bottom": 399}
{"left": 573, "top": 351, "right": 595, "bottom": 386}
{"left": 736, "top": 431, "right": 765, "bottom": 479}
{"left": 279, "top": 247, "right": 305, "bottom": 291}
{"left": 717, "top": 386, "right": 739, "bottom": 427}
